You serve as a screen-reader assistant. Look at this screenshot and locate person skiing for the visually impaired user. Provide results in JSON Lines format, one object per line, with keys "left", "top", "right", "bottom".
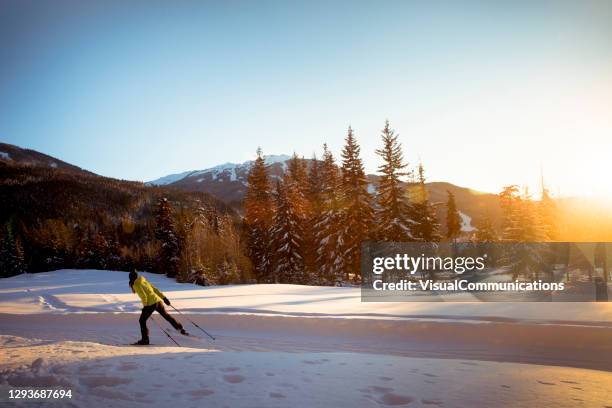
{"left": 129, "top": 270, "right": 188, "bottom": 345}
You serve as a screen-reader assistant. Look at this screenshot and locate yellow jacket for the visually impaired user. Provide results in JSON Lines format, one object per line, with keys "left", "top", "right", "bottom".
{"left": 132, "top": 276, "right": 165, "bottom": 306}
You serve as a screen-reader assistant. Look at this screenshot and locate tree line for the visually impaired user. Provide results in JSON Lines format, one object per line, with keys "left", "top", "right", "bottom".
{"left": 243, "top": 120, "right": 559, "bottom": 285}
{"left": 0, "top": 121, "right": 560, "bottom": 283}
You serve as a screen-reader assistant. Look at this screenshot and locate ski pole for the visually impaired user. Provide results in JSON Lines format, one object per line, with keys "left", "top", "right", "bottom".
{"left": 170, "top": 304, "right": 216, "bottom": 341}
{"left": 151, "top": 315, "right": 181, "bottom": 347}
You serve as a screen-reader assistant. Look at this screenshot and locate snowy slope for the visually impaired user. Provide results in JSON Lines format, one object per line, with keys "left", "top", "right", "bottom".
{"left": 146, "top": 154, "right": 291, "bottom": 204}
{"left": 0, "top": 142, "right": 94, "bottom": 175}
{"left": 2, "top": 269, "right": 611, "bottom": 323}
{"left": 146, "top": 170, "right": 197, "bottom": 186}
{"left": 1, "top": 270, "right": 611, "bottom": 407}
{"left": 459, "top": 210, "right": 475, "bottom": 232}
{"left": 147, "top": 155, "right": 290, "bottom": 186}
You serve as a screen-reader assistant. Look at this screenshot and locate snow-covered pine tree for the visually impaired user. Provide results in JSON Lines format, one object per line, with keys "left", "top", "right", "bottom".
{"left": 303, "top": 154, "right": 323, "bottom": 281}
{"left": 0, "top": 221, "right": 26, "bottom": 277}
{"left": 375, "top": 121, "right": 414, "bottom": 242}
{"left": 445, "top": 190, "right": 462, "bottom": 243}
{"left": 314, "top": 144, "right": 344, "bottom": 284}
{"left": 339, "top": 126, "right": 374, "bottom": 282}
{"left": 243, "top": 148, "right": 274, "bottom": 282}
{"left": 270, "top": 180, "right": 305, "bottom": 283}
{"left": 307, "top": 154, "right": 324, "bottom": 214}
{"left": 155, "top": 197, "right": 182, "bottom": 277}
{"left": 408, "top": 163, "right": 441, "bottom": 242}
{"left": 285, "top": 153, "right": 310, "bottom": 282}
{"left": 286, "top": 153, "right": 309, "bottom": 192}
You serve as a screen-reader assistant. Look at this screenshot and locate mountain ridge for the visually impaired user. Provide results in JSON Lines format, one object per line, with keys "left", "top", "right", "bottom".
{"left": 147, "top": 154, "right": 291, "bottom": 186}
{"left": 1, "top": 143, "right": 499, "bottom": 230}
{"left": 146, "top": 155, "right": 502, "bottom": 228}
{"left": 4, "top": 142, "right": 612, "bottom": 240}
{"left": 0, "top": 142, "right": 94, "bottom": 176}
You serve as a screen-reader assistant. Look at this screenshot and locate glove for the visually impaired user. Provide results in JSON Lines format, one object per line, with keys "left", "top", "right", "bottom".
{"left": 163, "top": 297, "right": 171, "bottom": 306}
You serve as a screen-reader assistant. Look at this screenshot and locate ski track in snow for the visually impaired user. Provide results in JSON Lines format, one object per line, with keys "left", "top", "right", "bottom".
{"left": 1, "top": 270, "right": 611, "bottom": 407}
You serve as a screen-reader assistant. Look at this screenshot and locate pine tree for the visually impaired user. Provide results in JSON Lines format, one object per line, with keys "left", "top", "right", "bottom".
{"left": 472, "top": 216, "right": 498, "bottom": 242}
{"left": 0, "top": 221, "right": 26, "bottom": 277}
{"left": 155, "top": 197, "right": 182, "bottom": 277}
{"left": 91, "top": 231, "right": 110, "bottom": 269}
{"left": 500, "top": 186, "right": 546, "bottom": 242}
{"left": 243, "top": 148, "right": 274, "bottom": 282}
{"left": 286, "top": 153, "right": 309, "bottom": 195}
{"left": 107, "top": 232, "right": 121, "bottom": 270}
{"left": 409, "top": 163, "right": 441, "bottom": 242}
{"left": 499, "top": 187, "right": 548, "bottom": 280}
{"left": 217, "top": 258, "right": 240, "bottom": 285}
{"left": 303, "top": 154, "right": 323, "bottom": 280}
{"left": 314, "top": 144, "right": 344, "bottom": 284}
{"left": 517, "top": 188, "right": 547, "bottom": 242}
{"left": 445, "top": 190, "right": 462, "bottom": 243}
{"left": 375, "top": 120, "right": 414, "bottom": 242}
{"left": 539, "top": 187, "right": 558, "bottom": 241}
{"left": 13, "top": 237, "right": 25, "bottom": 275}
{"left": 307, "top": 154, "right": 324, "bottom": 215}
{"left": 284, "top": 153, "right": 309, "bottom": 282}
{"left": 42, "top": 233, "right": 66, "bottom": 270}
{"left": 270, "top": 180, "right": 304, "bottom": 283}
{"left": 75, "top": 229, "right": 105, "bottom": 269}
{"left": 499, "top": 185, "right": 522, "bottom": 242}
{"left": 339, "top": 126, "right": 374, "bottom": 281}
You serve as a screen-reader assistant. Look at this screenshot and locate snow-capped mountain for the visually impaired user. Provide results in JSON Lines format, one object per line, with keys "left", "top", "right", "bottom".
{"left": 147, "top": 155, "right": 290, "bottom": 186}
{"left": 148, "top": 156, "right": 502, "bottom": 230}
{"left": 147, "top": 155, "right": 291, "bottom": 206}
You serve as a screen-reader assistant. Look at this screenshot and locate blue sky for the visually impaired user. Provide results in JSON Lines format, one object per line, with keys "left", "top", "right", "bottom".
{"left": 1, "top": 0, "right": 611, "bottom": 197}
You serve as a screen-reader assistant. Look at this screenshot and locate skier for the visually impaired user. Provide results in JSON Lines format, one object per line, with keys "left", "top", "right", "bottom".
{"left": 129, "top": 270, "right": 188, "bottom": 345}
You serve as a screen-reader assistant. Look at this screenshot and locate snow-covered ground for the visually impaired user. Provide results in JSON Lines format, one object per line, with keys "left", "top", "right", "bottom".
{"left": 0, "top": 270, "right": 611, "bottom": 407}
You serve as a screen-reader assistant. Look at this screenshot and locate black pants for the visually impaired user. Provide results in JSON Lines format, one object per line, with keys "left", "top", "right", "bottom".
{"left": 139, "top": 301, "right": 183, "bottom": 341}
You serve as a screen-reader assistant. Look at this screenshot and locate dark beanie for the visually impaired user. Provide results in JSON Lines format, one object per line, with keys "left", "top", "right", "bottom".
{"left": 129, "top": 270, "right": 138, "bottom": 285}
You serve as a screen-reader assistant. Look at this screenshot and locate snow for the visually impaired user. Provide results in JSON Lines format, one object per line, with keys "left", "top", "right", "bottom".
{"left": 459, "top": 210, "right": 475, "bottom": 232}
{"left": 49, "top": 162, "right": 58, "bottom": 168}
{"left": 264, "top": 154, "right": 291, "bottom": 165}
{"left": 1, "top": 334, "right": 610, "bottom": 408}
{"left": 0, "top": 151, "right": 10, "bottom": 160}
{"left": 1, "top": 269, "right": 611, "bottom": 331}
{"left": 146, "top": 155, "right": 291, "bottom": 186}
{"left": 1, "top": 270, "right": 610, "bottom": 407}
{"left": 146, "top": 170, "right": 196, "bottom": 186}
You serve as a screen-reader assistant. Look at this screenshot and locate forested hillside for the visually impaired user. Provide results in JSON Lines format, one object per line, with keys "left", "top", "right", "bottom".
{"left": 0, "top": 159, "right": 247, "bottom": 280}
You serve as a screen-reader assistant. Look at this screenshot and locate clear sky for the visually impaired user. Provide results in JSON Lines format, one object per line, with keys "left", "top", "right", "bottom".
{"left": 1, "top": 0, "right": 611, "bottom": 198}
